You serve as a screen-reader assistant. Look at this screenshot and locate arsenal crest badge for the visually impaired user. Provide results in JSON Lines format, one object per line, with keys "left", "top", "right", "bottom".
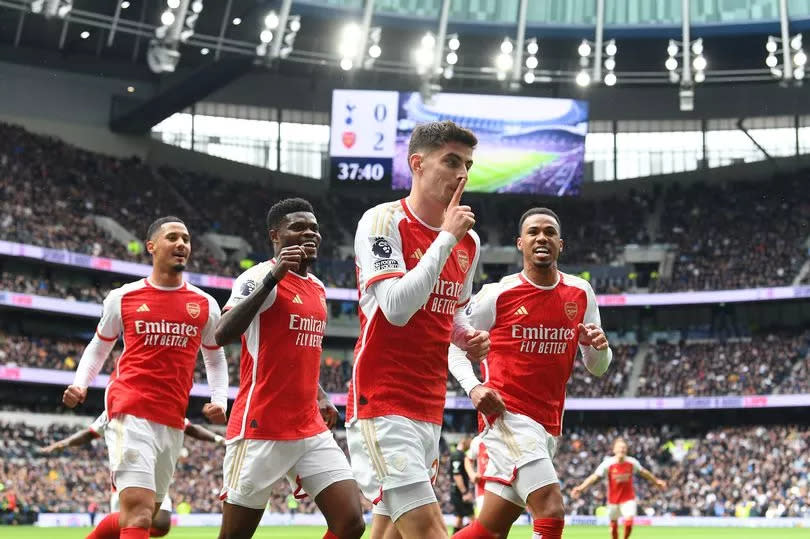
{"left": 186, "top": 302, "right": 201, "bottom": 319}
{"left": 457, "top": 250, "right": 470, "bottom": 272}
{"left": 564, "top": 301, "right": 578, "bottom": 321}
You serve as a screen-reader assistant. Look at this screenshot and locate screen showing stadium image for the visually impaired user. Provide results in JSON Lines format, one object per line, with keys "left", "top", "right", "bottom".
{"left": 393, "top": 92, "right": 588, "bottom": 195}
{"left": 329, "top": 89, "right": 588, "bottom": 196}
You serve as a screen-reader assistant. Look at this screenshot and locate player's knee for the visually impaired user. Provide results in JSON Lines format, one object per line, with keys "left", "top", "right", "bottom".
{"left": 150, "top": 510, "right": 171, "bottom": 535}
{"left": 123, "top": 504, "right": 155, "bottom": 529}
{"left": 330, "top": 514, "right": 366, "bottom": 539}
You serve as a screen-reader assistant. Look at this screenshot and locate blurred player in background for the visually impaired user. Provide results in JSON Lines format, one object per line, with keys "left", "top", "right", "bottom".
{"left": 449, "top": 208, "right": 613, "bottom": 539}
{"left": 449, "top": 437, "right": 474, "bottom": 534}
{"left": 215, "top": 198, "right": 364, "bottom": 539}
{"left": 464, "top": 433, "right": 488, "bottom": 517}
{"left": 572, "top": 437, "right": 667, "bottom": 539}
{"left": 346, "top": 121, "right": 488, "bottom": 539}
{"left": 62, "top": 216, "right": 229, "bottom": 539}
{"left": 41, "top": 411, "right": 225, "bottom": 536}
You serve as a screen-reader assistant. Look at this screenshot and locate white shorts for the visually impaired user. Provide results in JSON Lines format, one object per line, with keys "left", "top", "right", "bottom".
{"left": 110, "top": 491, "right": 171, "bottom": 513}
{"left": 480, "top": 412, "right": 559, "bottom": 508}
{"left": 220, "top": 430, "right": 354, "bottom": 510}
{"left": 347, "top": 416, "right": 441, "bottom": 519}
{"left": 608, "top": 499, "right": 637, "bottom": 521}
{"left": 105, "top": 414, "right": 184, "bottom": 501}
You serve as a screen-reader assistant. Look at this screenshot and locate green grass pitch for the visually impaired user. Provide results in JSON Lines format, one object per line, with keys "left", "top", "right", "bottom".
{"left": 467, "top": 149, "right": 557, "bottom": 192}
{"left": 2, "top": 526, "right": 806, "bottom": 538}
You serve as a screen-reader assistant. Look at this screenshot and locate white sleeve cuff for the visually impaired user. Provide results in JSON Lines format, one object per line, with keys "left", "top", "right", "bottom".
{"left": 581, "top": 345, "right": 613, "bottom": 377}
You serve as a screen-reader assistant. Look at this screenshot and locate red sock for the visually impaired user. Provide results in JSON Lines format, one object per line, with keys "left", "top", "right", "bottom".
{"left": 610, "top": 520, "right": 619, "bottom": 539}
{"left": 149, "top": 527, "right": 170, "bottom": 537}
{"left": 121, "top": 527, "right": 150, "bottom": 539}
{"left": 323, "top": 531, "right": 339, "bottom": 539}
{"left": 623, "top": 519, "right": 633, "bottom": 539}
{"left": 532, "top": 517, "right": 563, "bottom": 539}
{"left": 452, "top": 519, "right": 496, "bottom": 538}
{"left": 86, "top": 512, "right": 120, "bottom": 539}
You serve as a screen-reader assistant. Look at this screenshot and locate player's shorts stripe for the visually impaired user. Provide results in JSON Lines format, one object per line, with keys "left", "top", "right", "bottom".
{"left": 227, "top": 440, "right": 247, "bottom": 490}
{"left": 96, "top": 329, "right": 118, "bottom": 342}
{"left": 112, "top": 417, "right": 124, "bottom": 468}
{"left": 360, "top": 419, "right": 388, "bottom": 480}
{"left": 232, "top": 440, "right": 249, "bottom": 489}
{"left": 495, "top": 417, "right": 522, "bottom": 460}
{"left": 201, "top": 343, "right": 220, "bottom": 350}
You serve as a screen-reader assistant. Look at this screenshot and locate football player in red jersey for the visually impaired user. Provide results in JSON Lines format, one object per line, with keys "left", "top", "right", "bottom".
{"left": 449, "top": 208, "right": 614, "bottom": 539}
{"left": 346, "top": 121, "right": 490, "bottom": 539}
{"left": 572, "top": 438, "right": 667, "bottom": 539}
{"left": 215, "top": 198, "right": 364, "bottom": 539}
{"left": 63, "top": 216, "right": 228, "bottom": 539}
{"left": 41, "top": 412, "right": 225, "bottom": 537}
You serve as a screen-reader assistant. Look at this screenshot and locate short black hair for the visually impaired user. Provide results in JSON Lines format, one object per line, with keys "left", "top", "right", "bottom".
{"left": 146, "top": 216, "right": 185, "bottom": 241}
{"left": 518, "top": 208, "right": 561, "bottom": 235}
{"left": 266, "top": 198, "right": 315, "bottom": 230}
{"left": 407, "top": 120, "right": 478, "bottom": 170}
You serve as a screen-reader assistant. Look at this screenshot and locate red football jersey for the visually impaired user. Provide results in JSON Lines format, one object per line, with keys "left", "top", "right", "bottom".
{"left": 347, "top": 199, "right": 479, "bottom": 425}
{"left": 96, "top": 279, "right": 221, "bottom": 430}
{"left": 225, "top": 261, "right": 328, "bottom": 441}
{"left": 595, "top": 456, "right": 642, "bottom": 504}
{"left": 465, "top": 271, "right": 603, "bottom": 436}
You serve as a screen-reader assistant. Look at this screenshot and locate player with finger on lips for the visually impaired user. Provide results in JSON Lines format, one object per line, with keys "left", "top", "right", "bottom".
{"left": 347, "top": 120, "right": 488, "bottom": 539}
{"left": 448, "top": 207, "right": 613, "bottom": 539}
{"left": 215, "top": 198, "right": 364, "bottom": 539}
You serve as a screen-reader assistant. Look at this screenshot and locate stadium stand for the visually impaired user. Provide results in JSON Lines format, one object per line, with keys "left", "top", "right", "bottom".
{"left": 3, "top": 420, "right": 808, "bottom": 521}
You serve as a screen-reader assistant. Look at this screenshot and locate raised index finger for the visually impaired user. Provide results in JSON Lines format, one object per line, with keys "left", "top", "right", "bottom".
{"left": 449, "top": 177, "right": 467, "bottom": 208}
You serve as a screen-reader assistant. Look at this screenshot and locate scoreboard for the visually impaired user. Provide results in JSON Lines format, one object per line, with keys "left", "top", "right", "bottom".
{"left": 329, "top": 89, "right": 399, "bottom": 187}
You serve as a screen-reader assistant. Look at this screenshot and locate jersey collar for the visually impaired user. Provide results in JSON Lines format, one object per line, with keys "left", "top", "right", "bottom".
{"left": 400, "top": 198, "right": 442, "bottom": 232}
{"left": 145, "top": 278, "right": 185, "bottom": 291}
{"left": 519, "top": 270, "right": 560, "bottom": 290}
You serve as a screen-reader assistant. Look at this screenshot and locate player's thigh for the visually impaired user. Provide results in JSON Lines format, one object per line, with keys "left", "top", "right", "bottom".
{"left": 391, "top": 497, "right": 446, "bottom": 539}
{"left": 369, "top": 514, "right": 399, "bottom": 539}
{"left": 153, "top": 423, "right": 184, "bottom": 500}
{"left": 105, "top": 415, "right": 158, "bottom": 492}
{"left": 347, "top": 416, "right": 438, "bottom": 502}
{"left": 620, "top": 499, "right": 637, "bottom": 518}
{"left": 290, "top": 431, "right": 356, "bottom": 500}
{"left": 607, "top": 503, "right": 620, "bottom": 521}
{"left": 218, "top": 502, "right": 264, "bottom": 539}
{"left": 478, "top": 486, "right": 525, "bottom": 538}
{"left": 517, "top": 458, "right": 563, "bottom": 518}
{"left": 220, "top": 438, "right": 297, "bottom": 511}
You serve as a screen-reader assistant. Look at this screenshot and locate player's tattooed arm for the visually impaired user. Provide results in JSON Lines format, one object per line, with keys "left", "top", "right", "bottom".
{"left": 40, "top": 428, "right": 97, "bottom": 454}
{"left": 184, "top": 422, "right": 224, "bottom": 444}
{"left": 571, "top": 473, "right": 600, "bottom": 499}
{"left": 215, "top": 246, "right": 305, "bottom": 345}
{"left": 640, "top": 468, "right": 667, "bottom": 490}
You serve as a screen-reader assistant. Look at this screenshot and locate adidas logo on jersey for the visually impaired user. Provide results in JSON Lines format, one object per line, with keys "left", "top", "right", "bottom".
{"left": 292, "top": 294, "right": 303, "bottom": 304}
{"left": 136, "top": 304, "right": 150, "bottom": 312}
{"left": 514, "top": 305, "right": 528, "bottom": 316}
{"left": 410, "top": 249, "right": 424, "bottom": 260}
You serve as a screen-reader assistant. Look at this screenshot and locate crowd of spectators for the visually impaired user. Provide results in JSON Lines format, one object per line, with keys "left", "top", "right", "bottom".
{"left": 652, "top": 179, "right": 810, "bottom": 292}
{"left": 2, "top": 419, "right": 807, "bottom": 521}
{"left": 3, "top": 122, "right": 810, "bottom": 294}
{"left": 637, "top": 331, "right": 810, "bottom": 396}
{"left": 4, "top": 327, "right": 810, "bottom": 398}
